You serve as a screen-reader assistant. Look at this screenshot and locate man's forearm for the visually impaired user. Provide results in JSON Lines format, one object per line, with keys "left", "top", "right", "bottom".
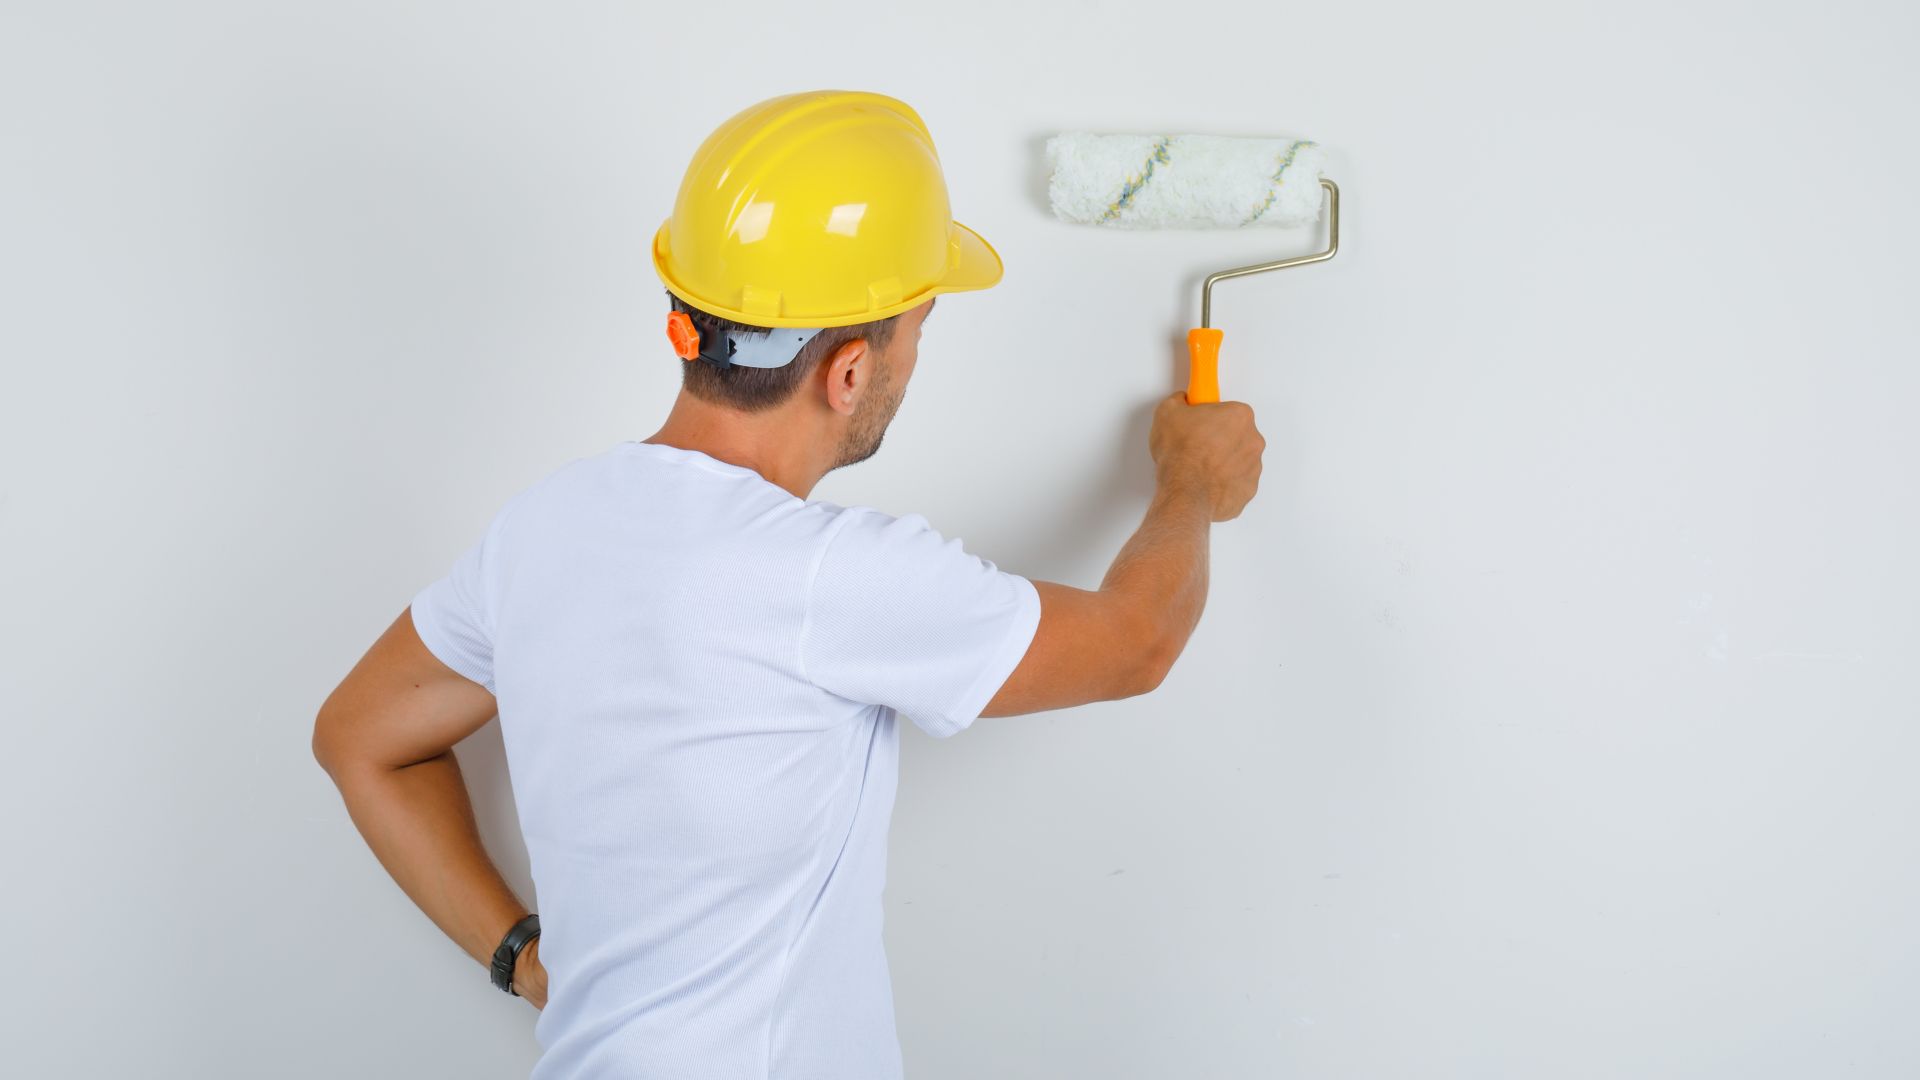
{"left": 328, "top": 750, "right": 530, "bottom": 969}
{"left": 1099, "top": 470, "right": 1213, "bottom": 667}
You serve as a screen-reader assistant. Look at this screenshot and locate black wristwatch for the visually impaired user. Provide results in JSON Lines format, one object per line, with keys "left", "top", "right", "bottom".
{"left": 490, "top": 913, "right": 541, "bottom": 995}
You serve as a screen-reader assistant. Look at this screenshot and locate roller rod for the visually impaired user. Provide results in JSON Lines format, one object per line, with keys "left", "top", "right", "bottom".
{"left": 1200, "top": 178, "right": 1341, "bottom": 328}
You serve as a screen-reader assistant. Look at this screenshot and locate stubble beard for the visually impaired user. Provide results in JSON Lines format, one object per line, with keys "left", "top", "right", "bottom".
{"left": 829, "top": 360, "right": 905, "bottom": 472}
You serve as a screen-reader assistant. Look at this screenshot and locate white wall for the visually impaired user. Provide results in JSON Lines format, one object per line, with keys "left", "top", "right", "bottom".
{"left": 4, "top": 1, "right": 1916, "bottom": 1076}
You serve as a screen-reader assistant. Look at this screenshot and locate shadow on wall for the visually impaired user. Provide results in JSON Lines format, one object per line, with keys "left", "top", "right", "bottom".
{"left": 1003, "top": 394, "right": 1158, "bottom": 585}
{"left": 454, "top": 718, "right": 536, "bottom": 907}
{"left": 1026, "top": 132, "right": 1056, "bottom": 219}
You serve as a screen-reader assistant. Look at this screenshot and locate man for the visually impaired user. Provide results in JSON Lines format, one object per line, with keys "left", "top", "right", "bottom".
{"left": 312, "top": 90, "right": 1263, "bottom": 1078}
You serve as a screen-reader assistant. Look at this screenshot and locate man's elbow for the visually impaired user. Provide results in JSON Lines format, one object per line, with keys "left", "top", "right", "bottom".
{"left": 311, "top": 707, "right": 344, "bottom": 774}
{"left": 1117, "top": 619, "right": 1182, "bottom": 699}
{"left": 311, "top": 695, "right": 363, "bottom": 777}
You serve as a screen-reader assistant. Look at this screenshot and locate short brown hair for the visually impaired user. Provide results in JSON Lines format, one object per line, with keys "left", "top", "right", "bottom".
{"left": 669, "top": 292, "right": 901, "bottom": 413}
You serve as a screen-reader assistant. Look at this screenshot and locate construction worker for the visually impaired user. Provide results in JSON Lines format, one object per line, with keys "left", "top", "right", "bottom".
{"left": 312, "top": 90, "right": 1263, "bottom": 1078}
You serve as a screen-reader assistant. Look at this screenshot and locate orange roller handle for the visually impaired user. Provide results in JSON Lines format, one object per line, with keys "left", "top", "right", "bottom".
{"left": 1186, "top": 327, "right": 1223, "bottom": 404}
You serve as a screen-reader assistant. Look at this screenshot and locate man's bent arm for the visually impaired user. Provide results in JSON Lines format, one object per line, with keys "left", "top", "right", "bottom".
{"left": 311, "top": 607, "right": 547, "bottom": 1006}
{"left": 984, "top": 393, "right": 1263, "bottom": 716}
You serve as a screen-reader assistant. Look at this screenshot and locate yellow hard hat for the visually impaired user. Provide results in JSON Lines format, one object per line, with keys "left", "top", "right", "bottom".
{"left": 651, "top": 90, "right": 1003, "bottom": 329}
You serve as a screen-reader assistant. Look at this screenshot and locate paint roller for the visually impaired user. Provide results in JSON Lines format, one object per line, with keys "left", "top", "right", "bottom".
{"left": 1045, "top": 133, "right": 1340, "bottom": 403}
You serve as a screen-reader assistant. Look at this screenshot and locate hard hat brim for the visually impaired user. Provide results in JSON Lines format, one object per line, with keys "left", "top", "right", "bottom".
{"left": 941, "top": 220, "right": 1003, "bottom": 298}
{"left": 651, "top": 218, "right": 1004, "bottom": 330}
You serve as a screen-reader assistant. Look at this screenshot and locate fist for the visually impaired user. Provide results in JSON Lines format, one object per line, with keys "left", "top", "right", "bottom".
{"left": 1148, "top": 392, "right": 1265, "bottom": 522}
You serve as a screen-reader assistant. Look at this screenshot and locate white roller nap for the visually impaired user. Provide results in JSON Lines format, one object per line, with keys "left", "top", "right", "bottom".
{"left": 1047, "top": 132, "right": 1328, "bottom": 229}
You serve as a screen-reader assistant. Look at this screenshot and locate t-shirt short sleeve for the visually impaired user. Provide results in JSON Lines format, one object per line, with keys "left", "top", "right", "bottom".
{"left": 801, "top": 508, "right": 1042, "bottom": 738}
{"left": 408, "top": 507, "right": 513, "bottom": 696}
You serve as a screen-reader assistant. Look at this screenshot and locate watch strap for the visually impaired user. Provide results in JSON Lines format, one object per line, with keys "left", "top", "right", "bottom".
{"left": 490, "top": 913, "right": 541, "bottom": 995}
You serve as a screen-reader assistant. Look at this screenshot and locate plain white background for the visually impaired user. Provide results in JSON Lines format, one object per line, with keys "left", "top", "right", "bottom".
{"left": 3, "top": 1, "right": 1915, "bottom": 1076}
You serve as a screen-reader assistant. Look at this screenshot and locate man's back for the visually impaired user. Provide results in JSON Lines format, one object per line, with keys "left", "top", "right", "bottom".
{"left": 407, "top": 440, "right": 1041, "bottom": 1078}
{"left": 314, "top": 88, "right": 1262, "bottom": 1080}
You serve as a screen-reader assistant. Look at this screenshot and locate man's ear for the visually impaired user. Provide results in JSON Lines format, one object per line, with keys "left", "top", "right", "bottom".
{"left": 821, "top": 338, "right": 869, "bottom": 418}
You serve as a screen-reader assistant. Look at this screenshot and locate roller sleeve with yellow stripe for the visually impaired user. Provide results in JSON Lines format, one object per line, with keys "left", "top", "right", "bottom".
{"left": 1046, "top": 132, "right": 1340, "bottom": 403}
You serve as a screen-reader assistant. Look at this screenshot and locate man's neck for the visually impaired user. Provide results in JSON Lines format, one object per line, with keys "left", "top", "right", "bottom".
{"left": 643, "top": 391, "right": 828, "bottom": 500}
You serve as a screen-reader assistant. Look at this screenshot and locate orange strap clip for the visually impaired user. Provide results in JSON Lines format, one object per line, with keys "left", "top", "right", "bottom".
{"left": 665, "top": 310, "right": 701, "bottom": 361}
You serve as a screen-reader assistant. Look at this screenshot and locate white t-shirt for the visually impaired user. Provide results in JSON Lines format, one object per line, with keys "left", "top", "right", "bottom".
{"left": 407, "top": 440, "right": 1041, "bottom": 1079}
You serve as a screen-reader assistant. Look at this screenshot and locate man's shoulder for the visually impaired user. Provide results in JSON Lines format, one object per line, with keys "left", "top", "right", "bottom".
{"left": 497, "top": 447, "right": 963, "bottom": 563}
{"left": 804, "top": 502, "right": 944, "bottom": 545}
{"left": 803, "top": 504, "right": 995, "bottom": 583}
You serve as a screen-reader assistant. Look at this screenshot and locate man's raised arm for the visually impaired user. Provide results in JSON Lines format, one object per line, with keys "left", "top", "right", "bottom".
{"left": 984, "top": 392, "right": 1265, "bottom": 717}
